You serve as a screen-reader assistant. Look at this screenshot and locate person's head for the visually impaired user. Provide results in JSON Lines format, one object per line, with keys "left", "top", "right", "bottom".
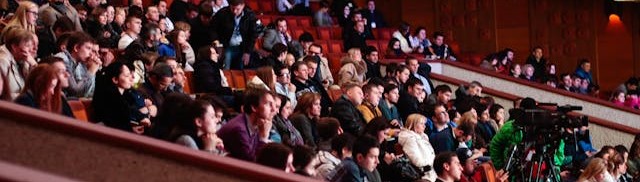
{"left": 52, "top": 16, "right": 75, "bottom": 38}
{"left": 291, "top": 61, "right": 309, "bottom": 81}
{"left": 12, "top": 1, "right": 38, "bottom": 28}
{"left": 342, "top": 5, "right": 351, "bottom": 17}
{"left": 578, "top": 158, "right": 607, "bottom": 182}
{"left": 559, "top": 73, "right": 572, "bottom": 87}
{"left": 125, "top": 14, "right": 143, "bottom": 35}
{"left": 91, "top": 6, "right": 108, "bottom": 25}
{"left": 532, "top": 46, "right": 543, "bottom": 59}
{"left": 615, "top": 145, "right": 629, "bottom": 162}
{"left": 196, "top": 45, "right": 219, "bottom": 62}
{"left": 300, "top": 34, "right": 315, "bottom": 53}
{"left": 255, "top": 66, "right": 276, "bottom": 91}
{"left": 454, "top": 119, "right": 475, "bottom": 142}
{"left": 308, "top": 43, "right": 322, "bottom": 57}
{"left": 611, "top": 90, "right": 626, "bottom": 103}
{"left": 39, "top": 57, "right": 70, "bottom": 89}
{"left": 354, "top": 21, "right": 365, "bottom": 33}
{"left": 433, "top": 32, "right": 445, "bottom": 46}
{"left": 489, "top": 104, "right": 505, "bottom": 122}
{"left": 343, "top": 83, "right": 364, "bottom": 106}
{"left": 362, "top": 83, "right": 381, "bottom": 107}
{"left": 155, "top": 0, "right": 168, "bottom": 15}
{"left": 405, "top": 77, "right": 424, "bottom": 98}
{"left": 188, "top": 99, "right": 219, "bottom": 135}
{"left": 350, "top": 10, "right": 363, "bottom": 22}
{"left": 395, "top": 65, "right": 410, "bottom": 83}
{"left": 595, "top": 146, "right": 616, "bottom": 162}
{"left": 571, "top": 74, "right": 582, "bottom": 88}
{"left": 274, "top": 18, "right": 287, "bottom": 33}
{"left": 243, "top": 88, "right": 276, "bottom": 122}
{"left": 431, "top": 104, "right": 449, "bottom": 125}
{"left": 75, "top": 5, "right": 88, "bottom": 21}
{"left": 275, "top": 94, "right": 292, "bottom": 119}
{"left": 105, "top": 6, "right": 115, "bottom": 23}
{"left": 352, "top": 135, "right": 380, "bottom": 172}
{"left": 114, "top": 7, "right": 127, "bottom": 25}
{"left": 256, "top": 143, "right": 295, "bottom": 173}
{"left": 364, "top": 117, "right": 391, "bottom": 143}
{"left": 367, "top": 0, "right": 376, "bottom": 11}
{"left": 405, "top": 57, "right": 419, "bottom": 73}
{"left": 511, "top": 63, "right": 522, "bottom": 77}
{"left": 272, "top": 43, "right": 288, "bottom": 61}
{"left": 145, "top": 6, "right": 160, "bottom": 22}
{"left": 522, "top": 64, "right": 534, "bottom": 77}
{"left": 434, "top": 85, "right": 452, "bottom": 105}
{"left": 467, "top": 81, "right": 483, "bottom": 96}
{"left": 294, "top": 92, "right": 322, "bottom": 117}
{"left": 317, "top": 117, "right": 341, "bottom": 142}
{"left": 331, "top": 133, "right": 355, "bottom": 159}
{"left": 24, "top": 64, "right": 62, "bottom": 113}
{"left": 624, "top": 77, "right": 639, "bottom": 91}
{"left": 433, "top": 152, "right": 463, "bottom": 181}
{"left": 364, "top": 46, "right": 379, "bottom": 63}
{"left": 4, "top": 28, "right": 35, "bottom": 61}
{"left": 303, "top": 56, "right": 318, "bottom": 79}
{"left": 383, "top": 84, "right": 399, "bottom": 104}
{"left": 503, "top": 48, "right": 514, "bottom": 60}
{"left": 319, "top": 0, "right": 330, "bottom": 12}
{"left": 102, "top": 61, "right": 134, "bottom": 94}
{"left": 388, "top": 38, "right": 401, "bottom": 51}
{"left": 148, "top": 63, "right": 174, "bottom": 91}
{"left": 274, "top": 64, "right": 291, "bottom": 85}
{"left": 414, "top": 26, "right": 427, "bottom": 39}
{"left": 398, "top": 22, "right": 410, "bottom": 35}
{"left": 608, "top": 151, "right": 626, "bottom": 175}
{"left": 347, "top": 48, "right": 362, "bottom": 62}
{"left": 229, "top": 0, "right": 246, "bottom": 17}
{"left": 405, "top": 114, "right": 427, "bottom": 134}
{"left": 292, "top": 145, "right": 318, "bottom": 176}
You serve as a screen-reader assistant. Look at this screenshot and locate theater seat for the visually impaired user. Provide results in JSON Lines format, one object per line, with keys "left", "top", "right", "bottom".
{"left": 222, "top": 70, "right": 235, "bottom": 88}
{"left": 317, "top": 27, "right": 332, "bottom": 40}
{"left": 244, "top": 70, "right": 257, "bottom": 81}
{"left": 183, "top": 71, "right": 194, "bottom": 94}
{"left": 230, "top": 70, "right": 246, "bottom": 89}
{"left": 68, "top": 100, "right": 88, "bottom": 122}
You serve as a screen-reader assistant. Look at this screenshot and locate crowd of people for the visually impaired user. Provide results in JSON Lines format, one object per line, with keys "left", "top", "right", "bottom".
{"left": 0, "top": 0, "right": 637, "bottom": 181}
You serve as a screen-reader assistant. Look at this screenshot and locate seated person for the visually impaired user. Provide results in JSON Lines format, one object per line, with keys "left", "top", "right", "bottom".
{"left": 172, "top": 99, "right": 225, "bottom": 155}
{"left": 313, "top": 1, "right": 333, "bottom": 27}
{"left": 357, "top": 83, "right": 383, "bottom": 123}
{"left": 338, "top": 48, "right": 367, "bottom": 86}
{"left": 433, "top": 152, "right": 463, "bottom": 182}
{"left": 290, "top": 61, "right": 332, "bottom": 115}
{"left": 217, "top": 88, "right": 274, "bottom": 161}
{"left": 14, "top": 64, "right": 73, "bottom": 118}
{"left": 256, "top": 143, "right": 295, "bottom": 173}
{"left": 193, "top": 46, "right": 231, "bottom": 95}
{"left": 399, "top": 114, "right": 437, "bottom": 181}
{"left": 430, "top": 118, "right": 475, "bottom": 154}
{"left": 391, "top": 22, "right": 413, "bottom": 54}
{"left": 54, "top": 31, "right": 101, "bottom": 98}
{"left": 331, "top": 135, "right": 381, "bottom": 182}
{"left": 138, "top": 63, "right": 175, "bottom": 107}
{"left": 398, "top": 78, "right": 424, "bottom": 120}
{"left": 427, "top": 32, "right": 456, "bottom": 61}
{"left": 316, "top": 134, "right": 355, "bottom": 180}
{"left": 331, "top": 83, "right": 365, "bottom": 135}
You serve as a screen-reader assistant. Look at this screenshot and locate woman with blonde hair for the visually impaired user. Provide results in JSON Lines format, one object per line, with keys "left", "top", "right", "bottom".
{"left": 1, "top": 1, "right": 38, "bottom": 40}
{"left": 338, "top": 48, "right": 367, "bottom": 86}
{"left": 577, "top": 158, "right": 607, "bottom": 182}
{"left": 398, "top": 113, "right": 437, "bottom": 181}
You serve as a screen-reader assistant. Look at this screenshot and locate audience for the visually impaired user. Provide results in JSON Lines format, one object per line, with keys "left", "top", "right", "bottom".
{"left": 0, "top": 1, "right": 633, "bottom": 181}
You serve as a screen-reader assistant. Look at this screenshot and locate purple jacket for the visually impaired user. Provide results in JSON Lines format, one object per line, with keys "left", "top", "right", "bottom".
{"left": 217, "top": 114, "right": 267, "bottom": 161}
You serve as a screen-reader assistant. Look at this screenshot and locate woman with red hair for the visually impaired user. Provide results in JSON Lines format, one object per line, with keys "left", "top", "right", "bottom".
{"left": 14, "top": 64, "right": 73, "bottom": 117}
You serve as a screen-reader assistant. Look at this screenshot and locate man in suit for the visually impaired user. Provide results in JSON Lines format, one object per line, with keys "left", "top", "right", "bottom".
{"left": 262, "top": 18, "right": 303, "bottom": 59}
{"left": 331, "top": 83, "right": 365, "bottom": 135}
{"left": 211, "top": 0, "right": 258, "bottom": 70}
{"left": 217, "top": 88, "right": 274, "bottom": 161}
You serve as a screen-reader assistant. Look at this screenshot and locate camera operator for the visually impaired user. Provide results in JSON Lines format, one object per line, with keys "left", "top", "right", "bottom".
{"left": 489, "top": 97, "right": 567, "bottom": 181}
{"left": 560, "top": 120, "right": 597, "bottom": 180}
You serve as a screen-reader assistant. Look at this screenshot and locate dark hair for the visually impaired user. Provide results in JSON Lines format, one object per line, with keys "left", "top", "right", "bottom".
{"left": 196, "top": 45, "right": 213, "bottom": 61}
{"left": 520, "top": 97, "right": 537, "bottom": 110}
{"left": 52, "top": 16, "right": 75, "bottom": 33}
{"left": 405, "top": 77, "right": 423, "bottom": 89}
{"left": 332, "top": 133, "right": 355, "bottom": 158}
{"left": 153, "top": 93, "right": 194, "bottom": 140}
{"left": 256, "top": 143, "right": 292, "bottom": 171}
{"left": 290, "top": 61, "right": 307, "bottom": 76}
{"left": 4, "top": 28, "right": 32, "bottom": 47}
{"left": 433, "top": 31, "right": 445, "bottom": 39}
{"left": 398, "top": 22, "right": 410, "bottom": 33}
{"left": 489, "top": 104, "right": 504, "bottom": 120}
{"left": 594, "top": 145, "right": 615, "bottom": 159}
{"left": 274, "top": 63, "right": 289, "bottom": 77}
{"left": 271, "top": 43, "right": 288, "bottom": 56}
{"left": 140, "top": 22, "right": 160, "bottom": 41}
{"left": 424, "top": 103, "right": 445, "bottom": 118}
{"left": 414, "top": 26, "right": 426, "bottom": 36}
{"left": 434, "top": 85, "right": 452, "bottom": 95}
{"left": 228, "top": 0, "right": 245, "bottom": 6}
{"left": 243, "top": 88, "right": 272, "bottom": 115}
{"left": 299, "top": 32, "right": 314, "bottom": 42}
{"left": 292, "top": 145, "right": 316, "bottom": 170}
{"left": 39, "top": 56, "right": 65, "bottom": 65}
{"left": 275, "top": 17, "right": 286, "bottom": 24}
{"left": 317, "top": 117, "right": 341, "bottom": 141}
{"left": 198, "top": 2, "right": 213, "bottom": 17}
{"left": 404, "top": 56, "right": 418, "bottom": 65}
{"left": 625, "top": 77, "right": 639, "bottom": 86}
{"left": 434, "top": 152, "right": 458, "bottom": 175}
{"left": 615, "top": 145, "right": 629, "bottom": 155}
{"left": 66, "top": 32, "right": 95, "bottom": 52}
{"left": 352, "top": 135, "right": 379, "bottom": 163}
{"left": 149, "top": 63, "right": 174, "bottom": 78}
{"left": 383, "top": 84, "right": 398, "bottom": 95}
{"left": 363, "top": 45, "right": 378, "bottom": 56}
{"left": 363, "top": 117, "right": 391, "bottom": 138}
{"left": 456, "top": 118, "right": 475, "bottom": 137}
{"left": 277, "top": 94, "right": 289, "bottom": 112}
{"left": 532, "top": 46, "right": 543, "bottom": 52}
{"left": 387, "top": 38, "right": 400, "bottom": 51}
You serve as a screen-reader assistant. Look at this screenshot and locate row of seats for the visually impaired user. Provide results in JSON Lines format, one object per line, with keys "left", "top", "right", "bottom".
{"left": 247, "top": 0, "right": 324, "bottom": 15}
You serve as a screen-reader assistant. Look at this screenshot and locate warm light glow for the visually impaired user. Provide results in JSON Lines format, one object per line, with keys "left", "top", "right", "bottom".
{"left": 609, "top": 14, "right": 621, "bottom": 22}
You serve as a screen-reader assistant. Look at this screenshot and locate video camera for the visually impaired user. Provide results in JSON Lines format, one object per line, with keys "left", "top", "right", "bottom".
{"left": 512, "top": 103, "right": 588, "bottom": 131}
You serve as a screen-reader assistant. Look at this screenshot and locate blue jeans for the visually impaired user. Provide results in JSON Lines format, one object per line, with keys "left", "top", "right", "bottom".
{"left": 223, "top": 46, "right": 243, "bottom": 70}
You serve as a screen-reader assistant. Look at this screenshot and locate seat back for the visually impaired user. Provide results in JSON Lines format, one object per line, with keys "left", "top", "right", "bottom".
{"left": 68, "top": 100, "right": 88, "bottom": 122}
{"left": 183, "top": 71, "right": 194, "bottom": 94}
{"left": 230, "top": 70, "right": 246, "bottom": 89}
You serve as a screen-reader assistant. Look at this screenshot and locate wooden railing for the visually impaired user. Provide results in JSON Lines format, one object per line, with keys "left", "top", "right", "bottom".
{"left": 0, "top": 101, "right": 317, "bottom": 182}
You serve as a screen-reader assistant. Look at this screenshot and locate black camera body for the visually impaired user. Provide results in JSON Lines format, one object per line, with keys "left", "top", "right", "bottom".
{"left": 512, "top": 104, "right": 587, "bottom": 133}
